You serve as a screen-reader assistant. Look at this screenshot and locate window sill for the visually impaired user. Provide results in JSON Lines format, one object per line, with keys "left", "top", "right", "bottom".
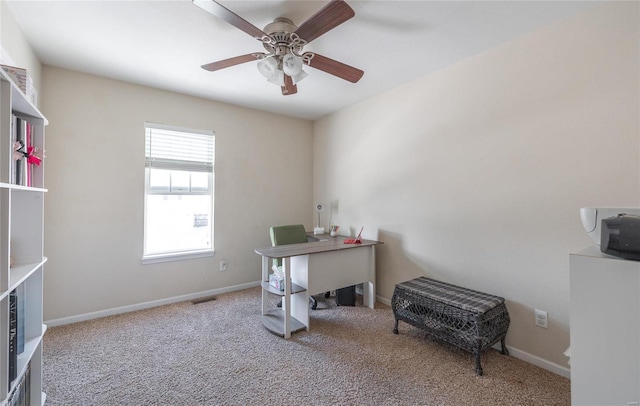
{"left": 142, "top": 249, "right": 215, "bottom": 265}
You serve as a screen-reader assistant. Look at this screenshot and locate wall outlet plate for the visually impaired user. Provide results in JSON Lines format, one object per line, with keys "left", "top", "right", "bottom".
{"left": 535, "top": 309, "right": 548, "bottom": 328}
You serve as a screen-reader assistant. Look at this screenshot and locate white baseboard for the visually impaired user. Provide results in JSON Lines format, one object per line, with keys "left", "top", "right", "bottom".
{"left": 377, "top": 294, "right": 570, "bottom": 379}
{"left": 504, "top": 345, "right": 570, "bottom": 378}
{"left": 45, "top": 281, "right": 260, "bottom": 327}
{"left": 377, "top": 295, "right": 391, "bottom": 306}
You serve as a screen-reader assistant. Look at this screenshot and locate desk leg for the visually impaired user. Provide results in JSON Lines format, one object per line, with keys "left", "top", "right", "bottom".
{"left": 282, "top": 257, "right": 291, "bottom": 339}
{"left": 291, "top": 293, "right": 309, "bottom": 331}
{"left": 261, "top": 255, "right": 269, "bottom": 316}
{"left": 362, "top": 246, "right": 376, "bottom": 309}
{"left": 291, "top": 255, "right": 309, "bottom": 331}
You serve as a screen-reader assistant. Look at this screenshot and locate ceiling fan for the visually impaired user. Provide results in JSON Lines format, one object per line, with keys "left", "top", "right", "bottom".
{"left": 193, "top": 0, "right": 364, "bottom": 96}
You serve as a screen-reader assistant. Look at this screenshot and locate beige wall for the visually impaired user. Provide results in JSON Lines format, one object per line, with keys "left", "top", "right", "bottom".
{"left": 313, "top": 2, "right": 639, "bottom": 371}
{"left": 40, "top": 67, "right": 313, "bottom": 321}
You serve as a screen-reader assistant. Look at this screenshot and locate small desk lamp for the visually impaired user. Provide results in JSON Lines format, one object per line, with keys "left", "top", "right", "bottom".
{"left": 314, "top": 203, "right": 325, "bottom": 235}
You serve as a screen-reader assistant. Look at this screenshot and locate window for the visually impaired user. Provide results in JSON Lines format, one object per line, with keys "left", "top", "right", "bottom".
{"left": 143, "top": 122, "right": 214, "bottom": 263}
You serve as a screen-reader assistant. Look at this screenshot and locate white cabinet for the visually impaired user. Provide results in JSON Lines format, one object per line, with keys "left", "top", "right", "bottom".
{"left": 0, "top": 69, "right": 48, "bottom": 405}
{"left": 570, "top": 246, "right": 640, "bottom": 406}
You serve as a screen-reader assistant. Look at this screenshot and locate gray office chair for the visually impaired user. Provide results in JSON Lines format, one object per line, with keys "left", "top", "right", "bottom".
{"left": 270, "top": 224, "right": 325, "bottom": 310}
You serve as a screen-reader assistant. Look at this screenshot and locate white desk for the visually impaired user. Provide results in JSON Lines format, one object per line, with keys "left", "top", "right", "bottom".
{"left": 255, "top": 234, "right": 381, "bottom": 338}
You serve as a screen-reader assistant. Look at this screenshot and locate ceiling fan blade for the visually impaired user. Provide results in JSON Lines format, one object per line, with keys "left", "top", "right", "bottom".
{"left": 193, "top": 0, "right": 267, "bottom": 40}
{"left": 294, "top": 0, "right": 355, "bottom": 44}
{"left": 201, "top": 53, "right": 264, "bottom": 71}
{"left": 281, "top": 75, "right": 298, "bottom": 95}
{"left": 304, "top": 53, "right": 363, "bottom": 83}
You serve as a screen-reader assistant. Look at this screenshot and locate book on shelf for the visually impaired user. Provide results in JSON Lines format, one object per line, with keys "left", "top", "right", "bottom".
{"left": 7, "top": 362, "right": 30, "bottom": 406}
{"left": 16, "top": 284, "right": 25, "bottom": 355}
{"left": 1, "top": 64, "right": 37, "bottom": 105}
{"left": 8, "top": 291, "right": 17, "bottom": 387}
{"left": 8, "top": 286, "right": 26, "bottom": 388}
{"left": 11, "top": 115, "right": 19, "bottom": 185}
{"left": 11, "top": 115, "right": 36, "bottom": 187}
{"left": 12, "top": 116, "right": 23, "bottom": 186}
{"left": 26, "top": 122, "right": 31, "bottom": 187}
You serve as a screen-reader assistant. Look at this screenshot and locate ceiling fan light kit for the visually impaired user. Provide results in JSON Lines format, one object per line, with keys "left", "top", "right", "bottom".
{"left": 257, "top": 52, "right": 308, "bottom": 86}
{"left": 193, "top": 0, "right": 364, "bottom": 96}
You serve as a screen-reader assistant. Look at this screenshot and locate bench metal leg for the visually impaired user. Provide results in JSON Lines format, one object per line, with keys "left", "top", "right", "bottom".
{"left": 475, "top": 340, "right": 484, "bottom": 376}
{"left": 475, "top": 354, "right": 483, "bottom": 376}
{"left": 501, "top": 337, "right": 509, "bottom": 355}
{"left": 393, "top": 319, "right": 399, "bottom": 334}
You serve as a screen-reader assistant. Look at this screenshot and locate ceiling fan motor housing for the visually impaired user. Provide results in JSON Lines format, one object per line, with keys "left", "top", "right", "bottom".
{"left": 264, "top": 18, "right": 297, "bottom": 35}
{"left": 262, "top": 18, "right": 305, "bottom": 56}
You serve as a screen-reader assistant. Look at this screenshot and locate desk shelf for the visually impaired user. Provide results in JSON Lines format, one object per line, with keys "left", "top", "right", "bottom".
{"left": 259, "top": 254, "right": 309, "bottom": 338}
{"left": 260, "top": 281, "right": 306, "bottom": 296}
{"left": 261, "top": 310, "right": 306, "bottom": 337}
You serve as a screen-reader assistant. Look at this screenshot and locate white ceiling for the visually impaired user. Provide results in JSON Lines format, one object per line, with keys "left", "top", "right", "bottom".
{"left": 6, "top": 0, "right": 599, "bottom": 120}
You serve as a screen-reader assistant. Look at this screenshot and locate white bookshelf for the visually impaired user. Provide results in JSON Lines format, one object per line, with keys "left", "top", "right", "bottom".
{"left": 0, "top": 68, "right": 47, "bottom": 405}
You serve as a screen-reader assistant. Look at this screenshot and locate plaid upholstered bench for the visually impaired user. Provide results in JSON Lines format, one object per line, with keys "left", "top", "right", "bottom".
{"left": 391, "top": 276, "right": 510, "bottom": 375}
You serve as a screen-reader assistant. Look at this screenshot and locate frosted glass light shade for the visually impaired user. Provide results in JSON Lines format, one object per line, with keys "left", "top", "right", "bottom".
{"left": 257, "top": 56, "right": 278, "bottom": 80}
{"left": 282, "top": 53, "right": 303, "bottom": 76}
{"left": 291, "top": 70, "right": 308, "bottom": 84}
{"left": 267, "top": 69, "right": 285, "bottom": 86}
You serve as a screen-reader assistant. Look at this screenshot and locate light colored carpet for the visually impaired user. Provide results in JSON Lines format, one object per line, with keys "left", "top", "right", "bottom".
{"left": 43, "top": 287, "right": 570, "bottom": 405}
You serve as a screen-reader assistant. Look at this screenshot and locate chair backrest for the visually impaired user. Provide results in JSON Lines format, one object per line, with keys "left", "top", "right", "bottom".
{"left": 270, "top": 224, "right": 308, "bottom": 267}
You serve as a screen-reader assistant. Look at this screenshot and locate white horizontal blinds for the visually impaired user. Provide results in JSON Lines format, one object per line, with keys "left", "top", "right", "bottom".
{"left": 145, "top": 122, "right": 214, "bottom": 173}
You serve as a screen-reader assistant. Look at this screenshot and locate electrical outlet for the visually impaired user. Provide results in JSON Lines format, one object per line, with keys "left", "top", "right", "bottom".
{"left": 535, "top": 309, "right": 548, "bottom": 328}
{"left": 219, "top": 260, "right": 227, "bottom": 272}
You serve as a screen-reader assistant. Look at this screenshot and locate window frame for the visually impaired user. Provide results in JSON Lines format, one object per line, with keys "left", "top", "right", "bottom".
{"left": 142, "top": 122, "right": 215, "bottom": 264}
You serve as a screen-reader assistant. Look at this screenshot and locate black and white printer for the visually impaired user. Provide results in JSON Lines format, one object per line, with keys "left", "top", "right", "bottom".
{"left": 580, "top": 207, "right": 640, "bottom": 260}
